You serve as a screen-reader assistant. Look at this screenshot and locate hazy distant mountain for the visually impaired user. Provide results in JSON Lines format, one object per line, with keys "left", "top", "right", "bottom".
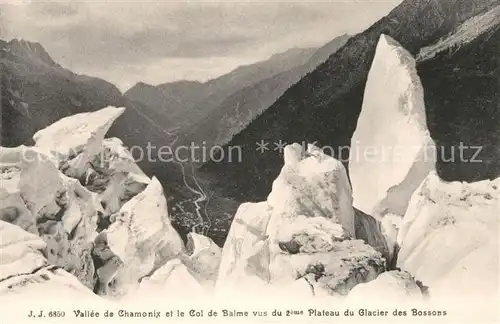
{"left": 123, "top": 47, "right": 318, "bottom": 130}
{"left": 156, "top": 80, "right": 208, "bottom": 110}
{"left": 206, "top": 47, "right": 318, "bottom": 94}
{"left": 304, "top": 34, "right": 352, "bottom": 70}
{"left": 123, "top": 80, "right": 208, "bottom": 129}
{"left": 182, "top": 34, "right": 351, "bottom": 149}
{"left": 202, "top": 0, "right": 500, "bottom": 206}
{"left": 1, "top": 39, "right": 123, "bottom": 146}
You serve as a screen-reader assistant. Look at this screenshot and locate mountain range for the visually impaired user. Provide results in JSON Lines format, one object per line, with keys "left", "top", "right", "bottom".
{"left": 123, "top": 47, "right": 318, "bottom": 130}
{"left": 122, "top": 38, "right": 350, "bottom": 143}
{"left": 180, "top": 34, "right": 350, "bottom": 151}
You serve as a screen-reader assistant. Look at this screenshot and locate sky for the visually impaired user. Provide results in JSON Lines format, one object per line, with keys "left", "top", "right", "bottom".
{"left": 1, "top": 0, "right": 402, "bottom": 92}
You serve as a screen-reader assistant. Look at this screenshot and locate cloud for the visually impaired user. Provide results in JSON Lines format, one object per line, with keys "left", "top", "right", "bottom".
{"left": 0, "top": 0, "right": 402, "bottom": 91}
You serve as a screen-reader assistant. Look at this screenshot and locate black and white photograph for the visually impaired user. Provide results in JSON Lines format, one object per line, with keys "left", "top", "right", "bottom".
{"left": 0, "top": 0, "right": 499, "bottom": 323}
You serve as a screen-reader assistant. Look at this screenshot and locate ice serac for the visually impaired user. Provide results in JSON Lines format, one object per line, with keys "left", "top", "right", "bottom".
{"left": 397, "top": 171, "right": 499, "bottom": 298}
{"left": 32, "top": 107, "right": 149, "bottom": 217}
{"left": 217, "top": 143, "right": 385, "bottom": 296}
{"left": 347, "top": 270, "right": 423, "bottom": 303}
{"left": 71, "top": 137, "right": 150, "bottom": 216}
{"left": 0, "top": 147, "right": 101, "bottom": 289}
{"left": 0, "top": 107, "right": 154, "bottom": 291}
{"left": 123, "top": 233, "right": 222, "bottom": 299}
{"left": 133, "top": 259, "right": 207, "bottom": 300}
{"left": 92, "top": 231, "right": 121, "bottom": 295}
{"left": 20, "top": 106, "right": 148, "bottom": 217}
{"left": 0, "top": 221, "right": 48, "bottom": 281}
{"left": 267, "top": 144, "right": 381, "bottom": 294}
{"left": 216, "top": 202, "right": 272, "bottom": 295}
{"left": 0, "top": 147, "right": 35, "bottom": 233}
{"left": 103, "top": 177, "right": 185, "bottom": 297}
{"left": 349, "top": 34, "right": 435, "bottom": 255}
{"left": 184, "top": 232, "right": 222, "bottom": 286}
{"left": 268, "top": 143, "right": 355, "bottom": 240}
{"left": 0, "top": 221, "right": 100, "bottom": 304}
{"left": 270, "top": 239, "right": 385, "bottom": 295}
{"left": 33, "top": 106, "right": 125, "bottom": 164}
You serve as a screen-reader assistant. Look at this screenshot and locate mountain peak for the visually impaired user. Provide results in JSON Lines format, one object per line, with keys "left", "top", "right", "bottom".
{"left": 130, "top": 81, "right": 155, "bottom": 89}
{"left": 4, "top": 38, "right": 57, "bottom": 66}
{"left": 267, "top": 47, "right": 317, "bottom": 62}
{"left": 159, "top": 80, "right": 205, "bottom": 87}
{"left": 124, "top": 82, "right": 162, "bottom": 96}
